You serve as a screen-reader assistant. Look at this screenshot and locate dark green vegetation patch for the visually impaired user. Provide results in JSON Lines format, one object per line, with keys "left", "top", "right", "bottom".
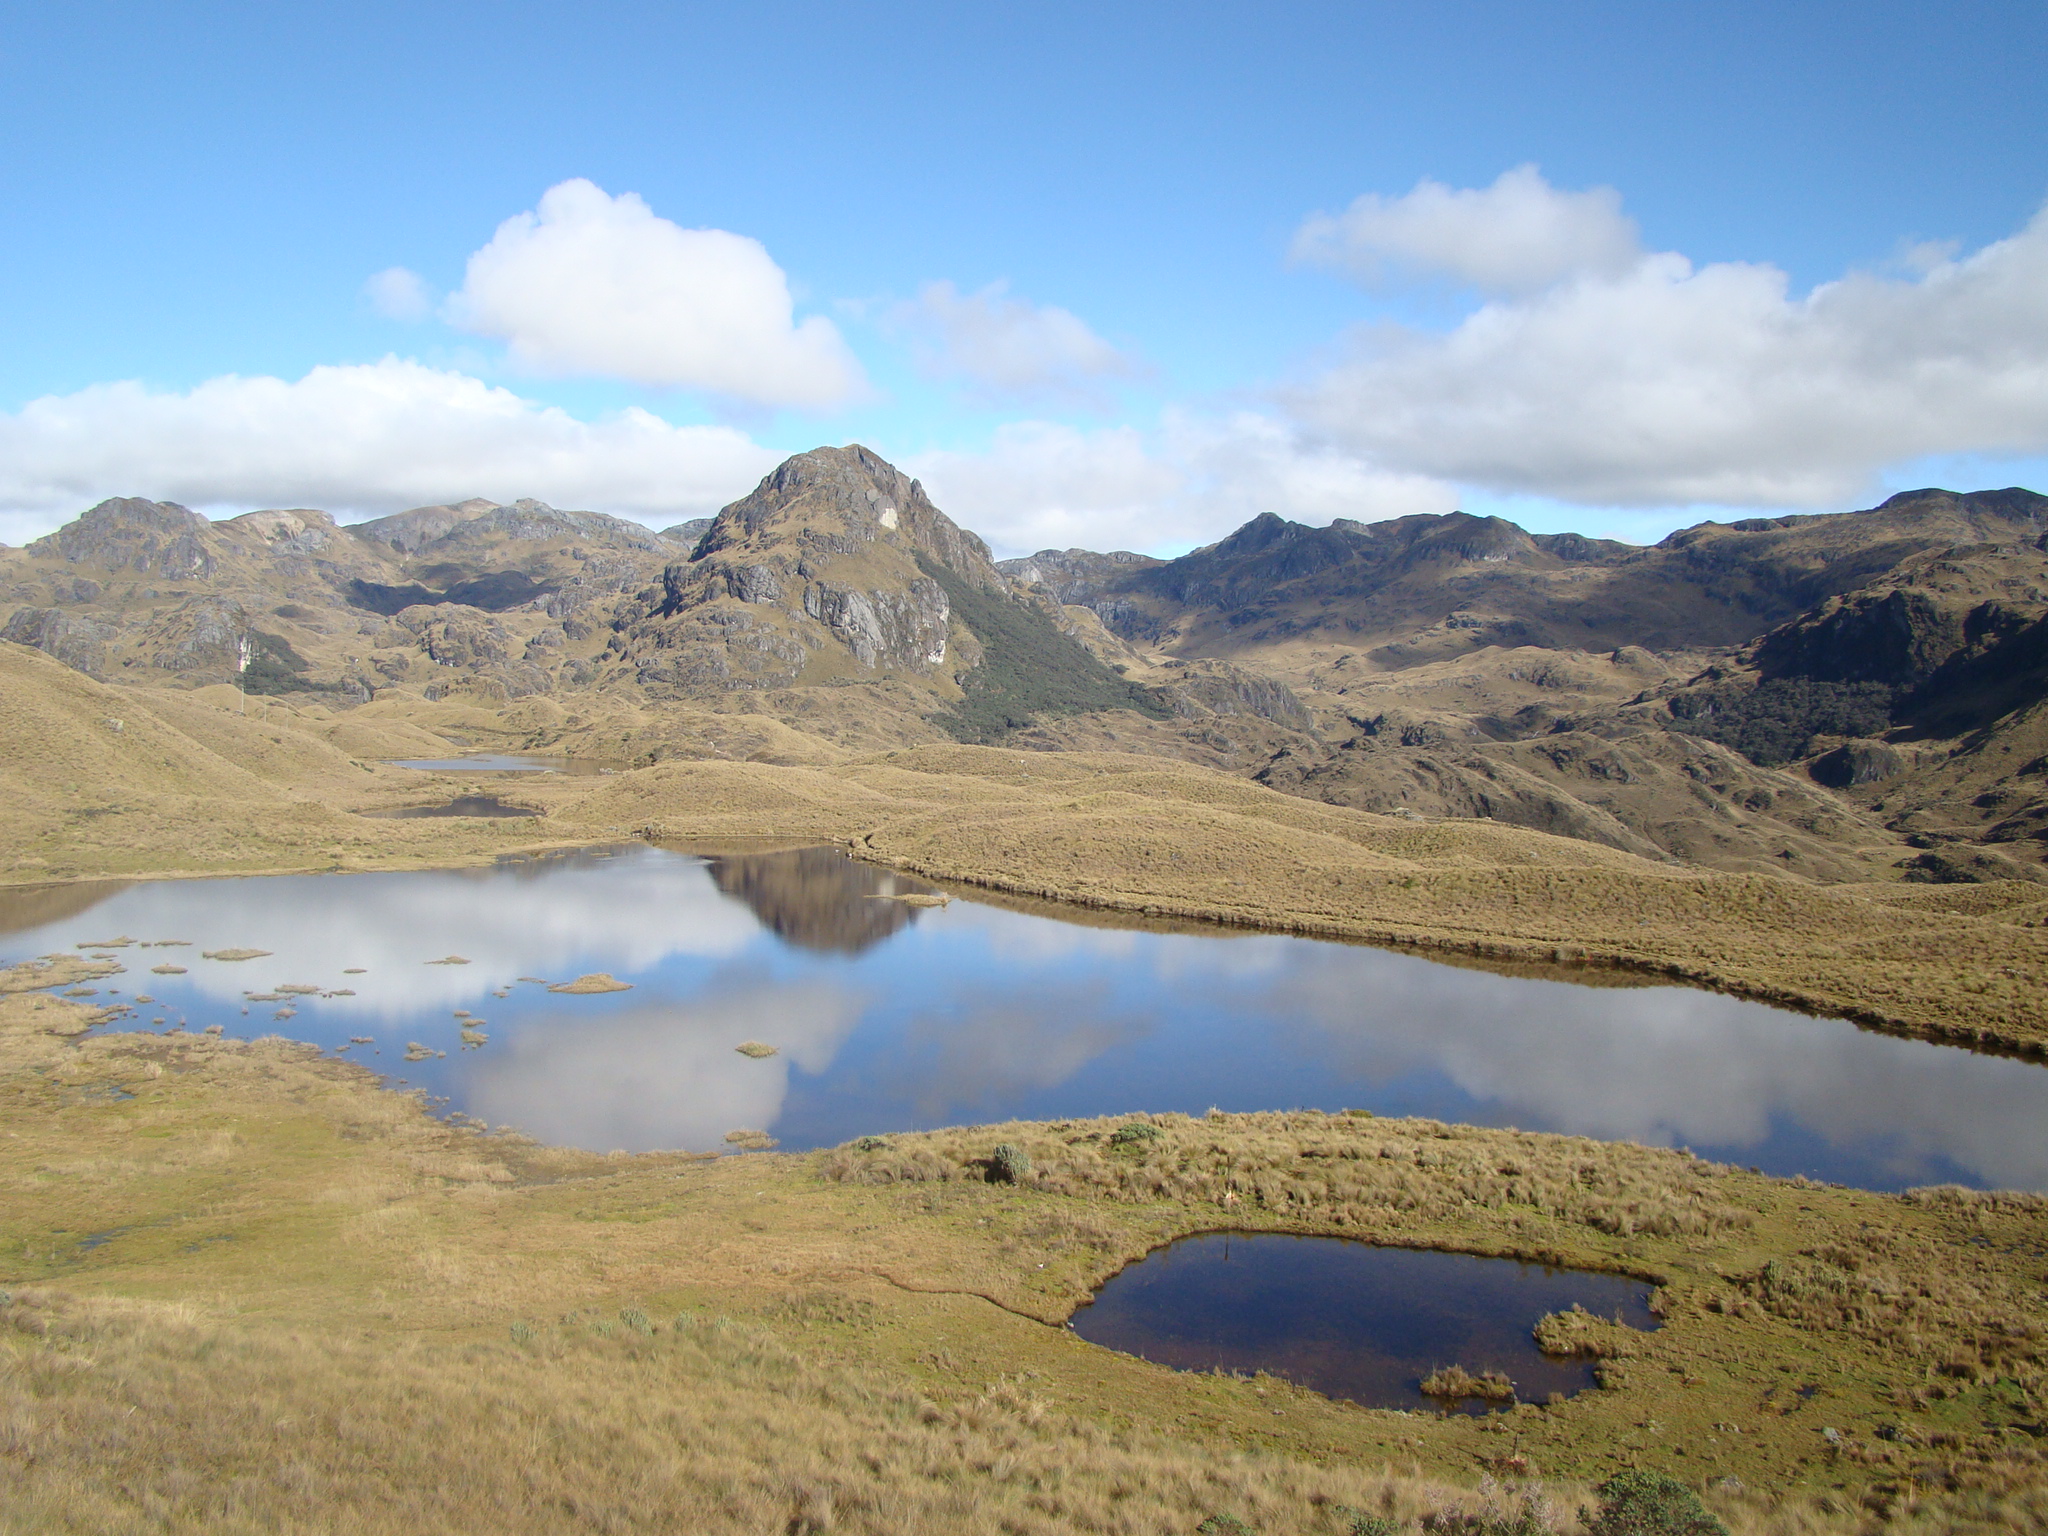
{"left": 917, "top": 554, "right": 1169, "bottom": 743}
{"left": 1665, "top": 676, "right": 1894, "bottom": 767}
{"left": 240, "top": 632, "right": 332, "bottom": 696}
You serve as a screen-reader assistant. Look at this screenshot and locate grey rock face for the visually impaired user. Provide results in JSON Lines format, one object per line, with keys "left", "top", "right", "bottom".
{"left": 2, "top": 608, "right": 119, "bottom": 677}
{"left": 1809, "top": 739, "right": 1908, "bottom": 788}
{"left": 801, "top": 578, "right": 949, "bottom": 669}
{"left": 725, "top": 564, "right": 785, "bottom": 604}
{"left": 223, "top": 509, "right": 340, "bottom": 555}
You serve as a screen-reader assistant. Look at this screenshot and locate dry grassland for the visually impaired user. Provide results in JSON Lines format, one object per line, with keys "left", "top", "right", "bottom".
{"left": 3, "top": 971, "right": 2047, "bottom": 1534}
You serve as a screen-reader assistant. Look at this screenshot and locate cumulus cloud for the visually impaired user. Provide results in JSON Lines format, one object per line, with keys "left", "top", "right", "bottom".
{"left": 1292, "top": 164, "right": 1641, "bottom": 294}
{"left": 446, "top": 178, "right": 865, "bottom": 408}
{"left": 363, "top": 265, "right": 432, "bottom": 321}
{"left": 1285, "top": 190, "right": 2048, "bottom": 507}
{"left": 0, "top": 357, "right": 778, "bottom": 541}
{"left": 908, "top": 412, "right": 1457, "bottom": 557}
{"left": 894, "top": 280, "right": 1137, "bottom": 403}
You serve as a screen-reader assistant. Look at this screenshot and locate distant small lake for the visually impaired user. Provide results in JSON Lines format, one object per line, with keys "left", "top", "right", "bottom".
{"left": 1069, "top": 1234, "right": 1655, "bottom": 1413}
{"left": 4, "top": 844, "right": 2046, "bottom": 1192}
{"left": 358, "top": 796, "right": 543, "bottom": 820}
{"left": 388, "top": 754, "right": 620, "bottom": 774}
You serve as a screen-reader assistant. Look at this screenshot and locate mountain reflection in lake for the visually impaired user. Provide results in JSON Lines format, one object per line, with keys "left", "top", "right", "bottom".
{"left": 4, "top": 843, "right": 2046, "bottom": 1192}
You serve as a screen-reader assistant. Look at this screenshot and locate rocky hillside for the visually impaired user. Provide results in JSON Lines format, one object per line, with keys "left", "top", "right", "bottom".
{"left": 1001, "top": 488, "right": 2048, "bottom": 658}
{"left": 6, "top": 454, "right": 2045, "bottom": 885}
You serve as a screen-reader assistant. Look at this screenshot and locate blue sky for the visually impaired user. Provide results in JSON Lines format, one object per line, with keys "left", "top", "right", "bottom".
{"left": 2, "top": 0, "right": 2045, "bottom": 555}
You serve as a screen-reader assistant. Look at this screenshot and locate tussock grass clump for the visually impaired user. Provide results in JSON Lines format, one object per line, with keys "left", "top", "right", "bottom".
{"left": 1419, "top": 1364, "right": 1516, "bottom": 1402}
{"left": 824, "top": 1110, "right": 1752, "bottom": 1243}
{"left": 1533, "top": 1306, "right": 1642, "bottom": 1359}
{"left": 1732, "top": 1245, "right": 2048, "bottom": 1387}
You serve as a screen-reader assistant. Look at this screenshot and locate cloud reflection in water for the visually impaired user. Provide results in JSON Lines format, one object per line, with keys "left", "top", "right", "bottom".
{"left": 4, "top": 845, "right": 2045, "bottom": 1191}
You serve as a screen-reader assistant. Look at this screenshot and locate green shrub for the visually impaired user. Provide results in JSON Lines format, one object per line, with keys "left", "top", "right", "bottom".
{"left": 1586, "top": 1471, "right": 1727, "bottom": 1536}
{"left": 989, "top": 1144, "right": 1031, "bottom": 1184}
{"left": 1110, "top": 1121, "right": 1164, "bottom": 1149}
{"left": 1195, "top": 1517, "right": 1254, "bottom": 1535}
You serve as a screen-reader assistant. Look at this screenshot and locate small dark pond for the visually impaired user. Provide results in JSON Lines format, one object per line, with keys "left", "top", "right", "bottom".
{"left": 1068, "top": 1234, "right": 1656, "bottom": 1413}
{"left": 359, "top": 796, "right": 542, "bottom": 820}
{"left": 3, "top": 844, "right": 2045, "bottom": 1192}
{"left": 388, "top": 754, "right": 620, "bottom": 774}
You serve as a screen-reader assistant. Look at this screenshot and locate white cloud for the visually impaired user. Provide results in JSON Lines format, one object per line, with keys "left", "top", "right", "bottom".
{"left": 1293, "top": 164, "right": 1641, "bottom": 294}
{"left": 895, "top": 280, "right": 1136, "bottom": 403}
{"left": 363, "top": 266, "right": 432, "bottom": 321}
{"left": 0, "top": 357, "right": 779, "bottom": 541}
{"left": 1285, "top": 196, "right": 2048, "bottom": 507}
{"left": 908, "top": 412, "right": 1456, "bottom": 558}
{"left": 445, "top": 178, "right": 865, "bottom": 409}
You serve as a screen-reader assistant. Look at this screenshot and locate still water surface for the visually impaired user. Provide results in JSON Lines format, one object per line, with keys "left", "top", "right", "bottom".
{"left": 4, "top": 844, "right": 2044, "bottom": 1192}
{"left": 1069, "top": 1234, "right": 1655, "bottom": 1413}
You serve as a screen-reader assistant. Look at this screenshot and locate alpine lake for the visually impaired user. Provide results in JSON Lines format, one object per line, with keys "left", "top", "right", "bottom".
{"left": 9, "top": 819, "right": 2046, "bottom": 1413}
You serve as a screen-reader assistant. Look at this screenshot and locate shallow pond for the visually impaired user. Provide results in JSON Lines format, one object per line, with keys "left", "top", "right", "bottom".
{"left": 358, "top": 796, "right": 544, "bottom": 820}
{"left": 1068, "top": 1233, "right": 1655, "bottom": 1413}
{"left": 5, "top": 843, "right": 2046, "bottom": 1192}
{"left": 388, "top": 753, "right": 621, "bottom": 774}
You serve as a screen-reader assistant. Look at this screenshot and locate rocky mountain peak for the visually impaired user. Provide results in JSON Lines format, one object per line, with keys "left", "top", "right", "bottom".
{"left": 696, "top": 444, "right": 995, "bottom": 582}
{"left": 347, "top": 498, "right": 504, "bottom": 555}
{"left": 223, "top": 508, "right": 341, "bottom": 552}
{"left": 35, "top": 497, "right": 217, "bottom": 579}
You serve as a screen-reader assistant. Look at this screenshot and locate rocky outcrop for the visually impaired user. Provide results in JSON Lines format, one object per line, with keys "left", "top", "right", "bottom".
{"left": 1158, "top": 658, "right": 1316, "bottom": 732}
{"left": 1, "top": 609, "right": 119, "bottom": 677}
{"left": 35, "top": 498, "right": 217, "bottom": 580}
{"left": 142, "top": 597, "right": 254, "bottom": 674}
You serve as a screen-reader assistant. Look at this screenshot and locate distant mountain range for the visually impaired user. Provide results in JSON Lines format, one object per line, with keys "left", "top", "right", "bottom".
{"left": 4, "top": 448, "right": 2044, "bottom": 886}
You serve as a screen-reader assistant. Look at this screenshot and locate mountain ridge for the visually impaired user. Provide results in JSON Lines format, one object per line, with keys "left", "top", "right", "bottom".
{"left": 5, "top": 451, "right": 2045, "bottom": 884}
